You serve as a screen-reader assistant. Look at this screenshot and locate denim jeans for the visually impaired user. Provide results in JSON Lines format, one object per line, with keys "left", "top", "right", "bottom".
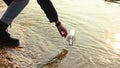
{"left": 1, "top": 0, "right": 29, "bottom": 25}
{"left": 1, "top": 0, "right": 58, "bottom": 25}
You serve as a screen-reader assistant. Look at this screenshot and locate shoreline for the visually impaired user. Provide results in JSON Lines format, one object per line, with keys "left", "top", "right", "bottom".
{"left": 0, "top": 1, "right": 67, "bottom": 68}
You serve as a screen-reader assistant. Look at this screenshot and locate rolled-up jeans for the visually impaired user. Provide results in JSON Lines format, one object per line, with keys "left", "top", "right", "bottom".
{"left": 1, "top": 0, "right": 58, "bottom": 25}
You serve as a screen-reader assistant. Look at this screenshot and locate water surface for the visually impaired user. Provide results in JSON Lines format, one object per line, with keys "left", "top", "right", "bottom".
{"left": 1, "top": 0, "right": 120, "bottom": 68}
{"left": 22, "top": 0, "right": 120, "bottom": 68}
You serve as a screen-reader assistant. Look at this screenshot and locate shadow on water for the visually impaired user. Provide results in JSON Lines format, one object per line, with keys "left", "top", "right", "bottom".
{"left": 37, "top": 49, "right": 68, "bottom": 68}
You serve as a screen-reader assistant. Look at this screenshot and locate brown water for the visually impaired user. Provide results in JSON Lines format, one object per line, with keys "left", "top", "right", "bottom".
{"left": 1, "top": 0, "right": 120, "bottom": 68}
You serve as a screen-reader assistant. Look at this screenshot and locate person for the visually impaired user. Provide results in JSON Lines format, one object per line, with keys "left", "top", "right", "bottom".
{"left": 0, "top": 0, "right": 68, "bottom": 47}
{"left": 3, "top": 0, "right": 13, "bottom": 5}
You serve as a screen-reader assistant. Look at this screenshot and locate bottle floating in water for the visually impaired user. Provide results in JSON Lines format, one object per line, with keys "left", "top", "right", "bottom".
{"left": 67, "top": 29, "right": 76, "bottom": 46}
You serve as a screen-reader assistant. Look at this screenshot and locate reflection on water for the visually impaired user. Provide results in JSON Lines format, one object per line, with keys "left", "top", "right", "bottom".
{"left": 106, "top": 33, "right": 120, "bottom": 53}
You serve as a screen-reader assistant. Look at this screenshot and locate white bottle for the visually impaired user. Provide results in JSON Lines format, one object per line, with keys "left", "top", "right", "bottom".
{"left": 67, "top": 29, "right": 76, "bottom": 46}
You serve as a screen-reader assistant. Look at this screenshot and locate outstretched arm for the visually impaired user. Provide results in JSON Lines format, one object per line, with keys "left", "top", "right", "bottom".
{"left": 37, "top": 0, "right": 58, "bottom": 22}
{"left": 37, "top": 0, "right": 68, "bottom": 37}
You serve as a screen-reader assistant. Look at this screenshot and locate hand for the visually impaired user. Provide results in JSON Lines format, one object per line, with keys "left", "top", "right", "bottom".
{"left": 56, "top": 22, "right": 68, "bottom": 38}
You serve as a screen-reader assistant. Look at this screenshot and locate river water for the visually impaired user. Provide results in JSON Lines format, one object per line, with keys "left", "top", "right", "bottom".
{"left": 1, "top": 0, "right": 120, "bottom": 68}
{"left": 16, "top": 0, "right": 120, "bottom": 68}
{"left": 55, "top": 0, "right": 120, "bottom": 68}
{"left": 42, "top": 0, "right": 120, "bottom": 68}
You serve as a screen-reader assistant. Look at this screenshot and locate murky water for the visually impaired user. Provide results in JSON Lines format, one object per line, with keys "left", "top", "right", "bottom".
{"left": 1, "top": 0, "right": 120, "bottom": 68}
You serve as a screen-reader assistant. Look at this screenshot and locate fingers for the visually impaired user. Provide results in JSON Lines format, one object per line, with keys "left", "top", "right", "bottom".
{"left": 60, "top": 30, "right": 67, "bottom": 38}
{"left": 56, "top": 23, "right": 68, "bottom": 38}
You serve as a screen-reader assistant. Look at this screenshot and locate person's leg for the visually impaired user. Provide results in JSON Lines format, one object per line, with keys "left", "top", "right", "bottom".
{"left": 1, "top": 0, "right": 29, "bottom": 25}
{"left": 3, "top": 0, "right": 14, "bottom": 6}
{"left": 0, "top": 0, "right": 29, "bottom": 47}
{"left": 37, "top": 0, "right": 58, "bottom": 22}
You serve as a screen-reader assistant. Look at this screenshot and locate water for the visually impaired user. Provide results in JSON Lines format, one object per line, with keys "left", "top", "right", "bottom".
{"left": 1, "top": 0, "right": 120, "bottom": 68}
{"left": 52, "top": 0, "right": 120, "bottom": 67}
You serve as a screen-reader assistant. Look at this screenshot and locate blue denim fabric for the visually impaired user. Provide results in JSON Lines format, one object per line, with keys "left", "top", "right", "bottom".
{"left": 1, "top": 0, "right": 58, "bottom": 25}
{"left": 1, "top": 0, "right": 29, "bottom": 25}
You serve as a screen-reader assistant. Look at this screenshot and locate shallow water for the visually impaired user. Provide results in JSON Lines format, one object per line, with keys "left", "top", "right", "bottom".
{"left": 1, "top": 0, "right": 120, "bottom": 68}
{"left": 35, "top": 0, "right": 120, "bottom": 68}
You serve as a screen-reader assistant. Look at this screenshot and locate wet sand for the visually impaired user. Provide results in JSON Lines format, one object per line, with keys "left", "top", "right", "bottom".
{"left": 0, "top": 1, "right": 68, "bottom": 68}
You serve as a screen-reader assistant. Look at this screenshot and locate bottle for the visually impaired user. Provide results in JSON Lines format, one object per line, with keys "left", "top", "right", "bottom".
{"left": 67, "top": 29, "right": 76, "bottom": 46}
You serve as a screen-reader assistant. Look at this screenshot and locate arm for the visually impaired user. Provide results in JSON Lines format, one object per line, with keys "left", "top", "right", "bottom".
{"left": 37, "top": 0, "right": 58, "bottom": 22}
{"left": 37, "top": 0, "right": 68, "bottom": 37}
